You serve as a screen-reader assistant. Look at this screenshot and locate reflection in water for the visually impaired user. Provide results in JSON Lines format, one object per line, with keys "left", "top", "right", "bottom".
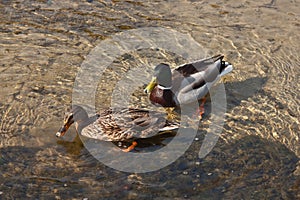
{"left": 56, "top": 134, "right": 85, "bottom": 156}
{"left": 0, "top": 0, "right": 299, "bottom": 198}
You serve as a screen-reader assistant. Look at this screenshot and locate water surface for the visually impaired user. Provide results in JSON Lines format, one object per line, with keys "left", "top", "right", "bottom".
{"left": 0, "top": 0, "right": 299, "bottom": 199}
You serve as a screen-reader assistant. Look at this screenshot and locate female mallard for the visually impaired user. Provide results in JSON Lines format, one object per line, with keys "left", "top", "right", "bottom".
{"left": 56, "top": 105, "right": 179, "bottom": 152}
{"left": 144, "top": 55, "right": 233, "bottom": 117}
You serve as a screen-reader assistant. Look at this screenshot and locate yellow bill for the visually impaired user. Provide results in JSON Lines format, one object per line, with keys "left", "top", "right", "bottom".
{"left": 144, "top": 77, "right": 157, "bottom": 94}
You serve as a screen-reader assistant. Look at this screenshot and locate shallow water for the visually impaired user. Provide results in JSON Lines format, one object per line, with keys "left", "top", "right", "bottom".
{"left": 0, "top": 0, "right": 299, "bottom": 199}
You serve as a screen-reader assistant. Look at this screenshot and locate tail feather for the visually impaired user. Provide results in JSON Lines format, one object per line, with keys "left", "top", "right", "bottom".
{"left": 220, "top": 61, "right": 233, "bottom": 76}
{"left": 159, "top": 121, "right": 180, "bottom": 132}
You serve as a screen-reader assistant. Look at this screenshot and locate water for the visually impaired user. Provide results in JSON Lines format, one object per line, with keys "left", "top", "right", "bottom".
{"left": 0, "top": 0, "right": 299, "bottom": 199}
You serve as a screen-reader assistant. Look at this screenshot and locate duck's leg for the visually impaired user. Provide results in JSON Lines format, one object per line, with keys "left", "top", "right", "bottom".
{"left": 197, "top": 96, "right": 207, "bottom": 120}
{"left": 122, "top": 141, "right": 138, "bottom": 152}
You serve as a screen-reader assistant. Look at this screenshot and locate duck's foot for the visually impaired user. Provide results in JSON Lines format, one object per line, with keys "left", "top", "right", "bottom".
{"left": 122, "top": 141, "right": 138, "bottom": 152}
{"left": 197, "top": 97, "right": 206, "bottom": 120}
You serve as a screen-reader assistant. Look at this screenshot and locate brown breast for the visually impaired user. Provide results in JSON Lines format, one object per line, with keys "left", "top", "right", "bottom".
{"left": 150, "top": 87, "right": 177, "bottom": 107}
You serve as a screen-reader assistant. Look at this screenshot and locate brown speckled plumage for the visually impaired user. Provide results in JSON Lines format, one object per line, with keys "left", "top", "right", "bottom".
{"left": 56, "top": 105, "right": 179, "bottom": 142}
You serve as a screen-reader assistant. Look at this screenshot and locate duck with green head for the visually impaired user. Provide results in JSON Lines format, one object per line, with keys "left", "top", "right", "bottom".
{"left": 144, "top": 55, "right": 233, "bottom": 118}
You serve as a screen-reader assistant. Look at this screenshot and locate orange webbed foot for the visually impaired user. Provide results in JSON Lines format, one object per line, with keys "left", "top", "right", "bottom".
{"left": 197, "top": 97, "right": 207, "bottom": 120}
{"left": 122, "top": 141, "right": 138, "bottom": 152}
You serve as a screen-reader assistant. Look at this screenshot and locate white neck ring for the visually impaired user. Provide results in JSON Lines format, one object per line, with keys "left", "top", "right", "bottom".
{"left": 157, "top": 85, "right": 172, "bottom": 90}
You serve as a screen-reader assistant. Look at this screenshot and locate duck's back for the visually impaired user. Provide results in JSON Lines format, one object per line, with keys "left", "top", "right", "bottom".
{"left": 175, "top": 55, "right": 224, "bottom": 77}
{"left": 80, "top": 108, "right": 176, "bottom": 141}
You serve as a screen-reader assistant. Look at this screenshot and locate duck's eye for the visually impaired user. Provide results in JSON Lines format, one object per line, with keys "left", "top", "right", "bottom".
{"left": 64, "top": 112, "right": 73, "bottom": 124}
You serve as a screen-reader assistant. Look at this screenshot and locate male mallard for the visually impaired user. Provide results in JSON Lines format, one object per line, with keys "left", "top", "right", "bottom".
{"left": 56, "top": 105, "right": 179, "bottom": 152}
{"left": 144, "top": 55, "right": 233, "bottom": 117}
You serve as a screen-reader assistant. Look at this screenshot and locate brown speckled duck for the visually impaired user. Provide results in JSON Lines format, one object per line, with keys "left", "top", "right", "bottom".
{"left": 144, "top": 55, "right": 233, "bottom": 118}
{"left": 56, "top": 105, "right": 179, "bottom": 152}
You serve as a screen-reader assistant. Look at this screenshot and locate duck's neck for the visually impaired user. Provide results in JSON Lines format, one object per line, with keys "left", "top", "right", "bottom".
{"left": 76, "top": 115, "right": 99, "bottom": 133}
{"left": 157, "top": 84, "right": 172, "bottom": 90}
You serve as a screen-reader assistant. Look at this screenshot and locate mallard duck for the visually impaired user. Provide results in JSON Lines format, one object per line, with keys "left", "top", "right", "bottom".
{"left": 144, "top": 55, "right": 233, "bottom": 117}
{"left": 56, "top": 105, "right": 179, "bottom": 152}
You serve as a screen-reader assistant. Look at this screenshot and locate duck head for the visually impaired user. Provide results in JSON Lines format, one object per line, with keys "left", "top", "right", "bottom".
{"left": 56, "top": 105, "right": 89, "bottom": 137}
{"left": 144, "top": 63, "right": 172, "bottom": 94}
